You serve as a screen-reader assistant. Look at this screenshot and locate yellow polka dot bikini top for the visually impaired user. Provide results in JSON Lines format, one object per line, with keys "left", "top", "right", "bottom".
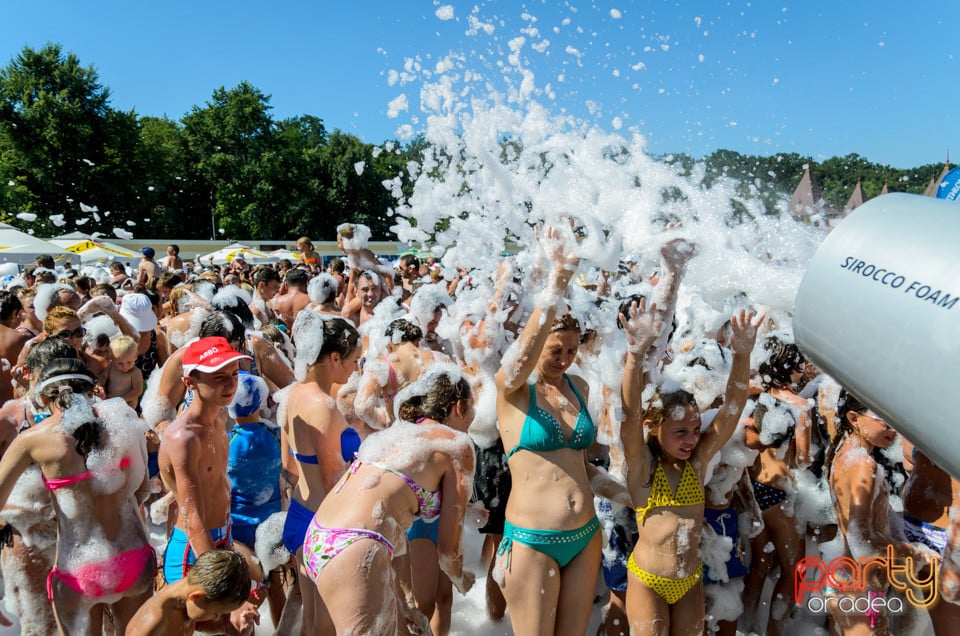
{"left": 634, "top": 458, "right": 705, "bottom": 522}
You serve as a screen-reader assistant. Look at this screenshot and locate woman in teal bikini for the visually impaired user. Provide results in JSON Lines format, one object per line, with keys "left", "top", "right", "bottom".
{"left": 494, "top": 226, "right": 622, "bottom": 636}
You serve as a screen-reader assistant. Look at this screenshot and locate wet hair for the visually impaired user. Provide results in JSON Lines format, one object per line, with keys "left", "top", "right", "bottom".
{"left": 157, "top": 272, "right": 183, "bottom": 291}
{"left": 212, "top": 295, "right": 255, "bottom": 331}
{"left": 259, "top": 324, "right": 286, "bottom": 349}
{"left": 44, "top": 306, "right": 80, "bottom": 335}
{"left": 751, "top": 398, "right": 796, "bottom": 449}
{"left": 328, "top": 258, "right": 345, "bottom": 274}
{"left": 386, "top": 319, "right": 422, "bottom": 344}
{"left": 643, "top": 387, "right": 699, "bottom": 471}
{"left": 826, "top": 389, "right": 906, "bottom": 494}
{"left": 186, "top": 549, "right": 250, "bottom": 607}
{"left": 319, "top": 317, "right": 361, "bottom": 359}
{"left": 254, "top": 267, "right": 281, "bottom": 287}
{"left": 355, "top": 270, "right": 379, "bottom": 288}
{"left": 199, "top": 310, "right": 246, "bottom": 344}
{"left": 550, "top": 313, "right": 581, "bottom": 334}
{"left": 90, "top": 283, "right": 117, "bottom": 302}
{"left": 0, "top": 290, "right": 23, "bottom": 322}
{"left": 25, "top": 338, "right": 78, "bottom": 373}
{"left": 758, "top": 335, "right": 805, "bottom": 390}
{"left": 399, "top": 253, "right": 420, "bottom": 269}
{"left": 307, "top": 274, "right": 338, "bottom": 305}
{"left": 285, "top": 268, "right": 309, "bottom": 289}
{"left": 167, "top": 244, "right": 180, "bottom": 256}
{"left": 398, "top": 372, "right": 472, "bottom": 423}
{"left": 110, "top": 335, "right": 138, "bottom": 358}
{"left": 36, "top": 358, "right": 100, "bottom": 457}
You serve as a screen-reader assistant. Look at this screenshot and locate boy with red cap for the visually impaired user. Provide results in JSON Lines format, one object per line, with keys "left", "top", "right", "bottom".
{"left": 158, "top": 336, "right": 251, "bottom": 584}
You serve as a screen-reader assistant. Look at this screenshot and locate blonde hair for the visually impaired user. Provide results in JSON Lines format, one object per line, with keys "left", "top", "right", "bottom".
{"left": 110, "top": 335, "right": 138, "bottom": 358}
{"left": 44, "top": 306, "right": 79, "bottom": 334}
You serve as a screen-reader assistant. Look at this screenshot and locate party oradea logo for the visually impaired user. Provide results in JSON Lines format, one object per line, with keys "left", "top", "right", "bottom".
{"left": 795, "top": 546, "right": 938, "bottom": 615}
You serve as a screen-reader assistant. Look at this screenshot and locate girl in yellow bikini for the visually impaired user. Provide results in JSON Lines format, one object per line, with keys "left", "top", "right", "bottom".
{"left": 621, "top": 298, "right": 761, "bottom": 635}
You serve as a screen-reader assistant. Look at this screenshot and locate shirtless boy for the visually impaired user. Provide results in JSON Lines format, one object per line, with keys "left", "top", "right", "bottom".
{"left": 125, "top": 549, "right": 249, "bottom": 636}
{"left": 159, "top": 336, "right": 250, "bottom": 581}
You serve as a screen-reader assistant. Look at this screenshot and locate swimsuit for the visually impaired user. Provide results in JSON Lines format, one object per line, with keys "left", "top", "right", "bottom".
{"left": 134, "top": 329, "right": 160, "bottom": 378}
{"left": 302, "top": 518, "right": 394, "bottom": 583}
{"left": 498, "top": 517, "right": 600, "bottom": 569}
{"left": 41, "top": 456, "right": 154, "bottom": 599}
{"left": 630, "top": 458, "right": 705, "bottom": 603}
{"left": 751, "top": 479, "right": 788, "bottom": 511}
{"left": 702, "top": 505, "right": 749, "bottom": 584}
{"left": 627, "top": 555, "right": 704, "bottom": 605}
{"left": 162, "top": 524, "right": 232, "bottom": 583}
{"left": 338, "top": 458, "right": 442, "bottom": 521}
{"left": 228, "top": 421, "right": 282, "bottom": 548}
{"left": 47, "top": 545, "right": 155, "bottom": 601}
{"left": 634, "top": 459, "right": 704, "bottom": 523}
{"left": 505, "top": 375, "right": 596, "bottom": 460}
{"left": 597, "top": 498, "right": 639, "bottom": 593}
{"left": 42, "top": 457, "right": 132, "bottom": 491}
{"left": 903, "top": 513, "right": 948, "bottom": 555}
{"left": 282, "top": 498, "right": 315, "bottom": 555}
{"left": 499, "top": 375, "right": 599, "bottom": 568}
{"left": 472, "top": 440, "right": 512, "bottom": 536}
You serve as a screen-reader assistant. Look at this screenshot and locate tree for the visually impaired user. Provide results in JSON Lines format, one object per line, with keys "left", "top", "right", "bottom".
{"left": 0, "top": 43, "right": 142, "bottom": 236}
{"left": 181, "top": 82, "right": 275, "bottom": 239}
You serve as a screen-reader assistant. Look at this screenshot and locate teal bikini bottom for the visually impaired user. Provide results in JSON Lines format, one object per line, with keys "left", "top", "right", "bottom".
{"left": 498, "top": 516, "right": 599, "bottom": 569}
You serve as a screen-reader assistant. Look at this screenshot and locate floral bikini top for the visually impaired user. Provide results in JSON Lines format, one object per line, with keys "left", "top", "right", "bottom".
{"left": 634, "top": 458, "right": 704, "bottom": 522}
{"left": 337, "top": 458, "right": 442, "bottom": 522}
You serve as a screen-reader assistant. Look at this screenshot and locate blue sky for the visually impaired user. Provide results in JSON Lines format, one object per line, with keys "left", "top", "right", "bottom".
{"left": 1, "top": 1, "right": 954, "bottom": 168}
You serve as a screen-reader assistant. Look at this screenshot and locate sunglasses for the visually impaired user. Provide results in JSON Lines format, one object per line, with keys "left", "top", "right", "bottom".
{"left": 54, "top": 327, "right": 86, "bottom": 340}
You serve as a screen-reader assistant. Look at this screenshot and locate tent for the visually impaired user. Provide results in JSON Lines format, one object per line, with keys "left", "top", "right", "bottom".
{"left": 199, "top": 243, "right": 278, "bottom": 266}
{"left": 0, "top": 223, "right": 74, "bottom": 266}
{"left": 268, "top": 248, "right": 302, "bottom": 262}
{"left": 49, "top": 232, "right": 138, "bottom": 263}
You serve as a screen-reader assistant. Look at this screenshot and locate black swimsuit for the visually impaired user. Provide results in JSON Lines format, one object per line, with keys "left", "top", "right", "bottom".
{"left": 751, "top": 478, "right": 787, "bottom": 511}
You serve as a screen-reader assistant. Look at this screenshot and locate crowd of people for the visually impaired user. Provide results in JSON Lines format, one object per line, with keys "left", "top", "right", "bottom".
{"left": 0, "top": 224, "right": 957, "bottom": 636}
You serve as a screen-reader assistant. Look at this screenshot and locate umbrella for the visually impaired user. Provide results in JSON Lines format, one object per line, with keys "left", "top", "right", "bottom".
{"left": 49, "top": 232, "right": 138, "bottom": 263}
{"left": 268, "top": 249, "right": 302, "bottom": 261}
{"left": 0, "top": 223, "right": 74, "bottom": 265}
{"left": 199, "top": 243, "right": 278, "bottom": 266}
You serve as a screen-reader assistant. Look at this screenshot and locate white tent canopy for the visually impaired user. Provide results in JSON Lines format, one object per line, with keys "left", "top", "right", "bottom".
{"left": 199, "top": 243, "right": 278, "bottom": 266}
{"left": 49, "top": 232, "right": 138, "bottom": 263}
{"left": 0, "top": 223, "right": 73, "bottom": 265}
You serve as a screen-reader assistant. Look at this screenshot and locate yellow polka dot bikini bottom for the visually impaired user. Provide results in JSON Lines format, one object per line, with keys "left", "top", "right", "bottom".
{"left": 627, "top": 553, "right": 703, "bottom": 605}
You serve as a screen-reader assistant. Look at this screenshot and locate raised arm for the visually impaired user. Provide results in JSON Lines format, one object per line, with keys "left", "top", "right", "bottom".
{"left": 695, "top": 309, "right": 762, "bottom": 463}
{"left": 495, "top": 226, "right": 579, "bottom": 395}
{"left": 646, "top": 238, "right": 698, "bottom": 374}
{"left": 619, "top": 298, "right": 662, "bottom": 467}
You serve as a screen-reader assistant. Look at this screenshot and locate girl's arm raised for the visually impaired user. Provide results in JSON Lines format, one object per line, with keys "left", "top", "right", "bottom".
{"left": 495, "top": 226, "right": 578, "bottom": 395}
{"left": 696, "top": 309, "right": 762, "bottom": 464}
{"left": 619, "top": 298, "right": 661, "bottom": 467}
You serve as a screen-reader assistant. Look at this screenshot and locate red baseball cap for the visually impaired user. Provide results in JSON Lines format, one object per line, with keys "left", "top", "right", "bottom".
{"left": 182, "top": 336, "right": 251, "bottom": 376}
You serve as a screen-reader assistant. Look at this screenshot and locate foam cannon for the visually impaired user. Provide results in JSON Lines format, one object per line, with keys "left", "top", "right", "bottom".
{"left": 793, "top": 193, "right": 960, "bottom": 478}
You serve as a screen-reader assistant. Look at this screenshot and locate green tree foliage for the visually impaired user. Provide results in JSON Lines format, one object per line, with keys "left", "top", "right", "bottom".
{"left": 0, "top": 43, "right": 142, "bottom": 236}
{"left": 0, "top": 43, "right": 951, "bottom": 242}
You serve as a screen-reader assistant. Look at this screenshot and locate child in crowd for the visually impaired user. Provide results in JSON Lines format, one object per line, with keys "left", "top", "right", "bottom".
{"left": 620, "top": 300, "right": 761, "bottom": 635}
{"left": 125, "top": 549, "right": 251, "bottom": 636}
{"left": 107, "top": 334, "right": 144, "bottom": 408}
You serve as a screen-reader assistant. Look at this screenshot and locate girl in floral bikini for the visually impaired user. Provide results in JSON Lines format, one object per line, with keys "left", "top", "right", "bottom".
{"left": 621, "top": 298, "right": 760, "bottom": 635}
{"left": 301, "top": 365, "right": 475, "bottom": 635}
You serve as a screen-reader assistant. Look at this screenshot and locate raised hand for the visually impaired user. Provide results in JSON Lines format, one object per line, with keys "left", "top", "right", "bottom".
{"left": 660, "top": 237, "right": 699, "bottom": 271}
{"left": 541, "top": 225, "right": 580, "bottom": 277}
{"left": 729, "top": 309, "right": 764, "bottom": 354}
{"left": 620, "top": 297, "right": 662, "bottom": 354}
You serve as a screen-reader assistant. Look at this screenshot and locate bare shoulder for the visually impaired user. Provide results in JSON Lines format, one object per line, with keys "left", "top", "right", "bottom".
{"left": 568, "top": 373, "right": 590, "bottom": 398}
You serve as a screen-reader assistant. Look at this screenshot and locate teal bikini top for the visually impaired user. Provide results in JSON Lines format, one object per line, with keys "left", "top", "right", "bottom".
{"left": 506, "top": 374, "right": 596, "bottom": 460}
